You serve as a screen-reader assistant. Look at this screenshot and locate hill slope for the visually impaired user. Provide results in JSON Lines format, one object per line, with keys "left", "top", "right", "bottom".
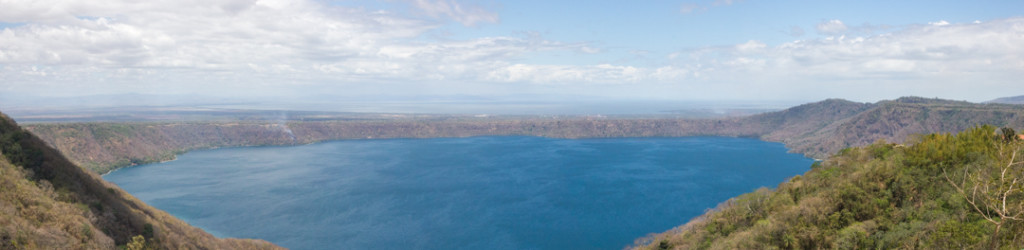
{"left": 986, "top": 95, "right": 1024, "bottom": 105}
{"left": 23, "top": 97, "right": 1024, "bottom": 174}
{"left": 762, "top": 97, "right": 1024, "bottom": 158}
{"left": 0, "top": 112, "right": 282, "bottom": 249}
{"left": 633, "top": 126, "right": 1024, "bottom": 249}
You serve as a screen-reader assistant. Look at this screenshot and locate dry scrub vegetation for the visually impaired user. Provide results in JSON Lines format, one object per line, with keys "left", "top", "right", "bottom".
{"left": 633, "top": 126, "right": 1024, "bottom": 249}
{"left": 0, "top": 112, "right": 283, "bottom": 249}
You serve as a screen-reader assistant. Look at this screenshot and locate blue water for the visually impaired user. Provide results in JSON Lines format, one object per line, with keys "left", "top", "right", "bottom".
{"left": 104, "top": 136, "right": 812, "bottom": 249}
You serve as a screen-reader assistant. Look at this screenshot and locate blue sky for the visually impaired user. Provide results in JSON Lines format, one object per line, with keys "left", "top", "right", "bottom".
{"left": 1, "top": 0, "right": 1023, "bottom": 109}
{"left": 430, "top": 0, "right": 1024, "bottom": 65}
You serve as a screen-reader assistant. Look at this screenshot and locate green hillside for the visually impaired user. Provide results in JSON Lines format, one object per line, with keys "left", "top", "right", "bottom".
{"left": 0, "top": 113, "right": 282, "bottom": 249}
{"left": 633, "top": 126, "right": 1024, "bottom": 249}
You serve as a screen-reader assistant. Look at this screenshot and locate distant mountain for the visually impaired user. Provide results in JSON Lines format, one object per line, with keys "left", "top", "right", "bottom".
{"left": 986, "top": 95, "right": 1024, "bottom": 104}
{"left": 21, "top": 97, "right": 1024, "bottom": 174}
{"left": 756, "top": 96, "right": 1024, "bottom": 158}
{"left": 0, "top": 113, "right": 282, "bottom": 249}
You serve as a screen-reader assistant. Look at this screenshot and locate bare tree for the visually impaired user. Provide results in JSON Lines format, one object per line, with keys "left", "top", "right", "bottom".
{"left": 944, "top": 144, "right": 1024, "bottom": 249}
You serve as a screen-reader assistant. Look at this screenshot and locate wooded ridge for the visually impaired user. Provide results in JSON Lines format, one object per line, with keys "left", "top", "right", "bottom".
{"left": 23, "top": 97, "right": 1024, "bottom": 174}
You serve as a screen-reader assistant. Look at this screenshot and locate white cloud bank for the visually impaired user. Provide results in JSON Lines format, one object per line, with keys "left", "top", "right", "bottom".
{"left": 0, "top": 0, "right": 1022, "bottom": 102}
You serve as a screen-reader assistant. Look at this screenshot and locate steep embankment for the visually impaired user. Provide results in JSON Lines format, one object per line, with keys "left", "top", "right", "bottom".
{"left": 0, "top": 151, "right": 114, "bottom": 249}
{"left": 23, "top": 97, "right": 1024, "bottom": 174}
{"left": 0, "top": 113, "right": 283, "bottom": 249}
{"left": 632, "top": 126, "right": 1024, "bottom": 249}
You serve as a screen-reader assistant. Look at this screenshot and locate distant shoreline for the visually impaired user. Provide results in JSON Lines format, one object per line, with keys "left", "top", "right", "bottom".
{"left": 25, "top": 97, "right": 1024, "bottom": 175}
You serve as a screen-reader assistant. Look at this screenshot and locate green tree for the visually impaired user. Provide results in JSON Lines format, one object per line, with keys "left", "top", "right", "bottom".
{"left": 1002, "top": 127, "right": 1018, "bottom": 143}
{"left": 126, "top": 235, "right": 146, "bottom": 250}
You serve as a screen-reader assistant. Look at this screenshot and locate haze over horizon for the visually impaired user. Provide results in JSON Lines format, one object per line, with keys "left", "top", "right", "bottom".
{"left": 1, "top": 0, "right": 1023, "bottom": 111}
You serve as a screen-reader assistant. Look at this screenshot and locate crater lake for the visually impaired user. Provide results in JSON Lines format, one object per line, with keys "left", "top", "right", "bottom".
{"left": 103, "top": 136, "right": 813, "bottom": 249}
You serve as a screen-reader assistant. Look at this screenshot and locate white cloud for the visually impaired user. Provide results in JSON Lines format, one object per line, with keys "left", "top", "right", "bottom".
{"left": 665, "top": 18, "right": 1024, "bottom": 100}
{"left": 0, "top": 0, "right": 610, "bottom": 97}
{"left": 0, "top": 1, "right": 1022, "bottom": 103}
{"left": 816, "top": 19, "right": 848, "bottom": 35}
{"left": 579, "top": 46, "right": 601, "bottom": 54}
{"left": 0, "top": 0, "right": 439, "bottom": 70}
{"left": 735, "top": 40, "right": 766, "bottom": 52}
{"left": 408, "top": 0, "right": 498, "bottom": 26}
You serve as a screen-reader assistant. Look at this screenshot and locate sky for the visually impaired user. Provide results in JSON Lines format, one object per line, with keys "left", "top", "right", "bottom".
{"left": 1, "top": 0, "right": 1023, "bottom": 110}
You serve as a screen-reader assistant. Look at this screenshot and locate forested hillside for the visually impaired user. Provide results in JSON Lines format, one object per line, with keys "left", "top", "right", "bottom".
{"left": 0, "top": 112, "right": 282, "bottom": 249}
{"left": 761, "top": 97, "right": 1024, "bottom": 158}
{"left": 24, "top": 97, "right": 1024, "bottom": 174}
{"left": 633, "top": 126, "right": 1024, "bottom": 249}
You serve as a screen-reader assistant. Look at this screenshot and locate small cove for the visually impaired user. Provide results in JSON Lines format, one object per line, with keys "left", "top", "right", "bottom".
{"left": 103, "top": 136, "right": 813, "bottom": 249}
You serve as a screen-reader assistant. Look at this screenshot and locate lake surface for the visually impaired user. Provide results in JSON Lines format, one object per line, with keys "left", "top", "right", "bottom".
{"left": 104, "top": 136, "right": 812, "bottom": 249}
